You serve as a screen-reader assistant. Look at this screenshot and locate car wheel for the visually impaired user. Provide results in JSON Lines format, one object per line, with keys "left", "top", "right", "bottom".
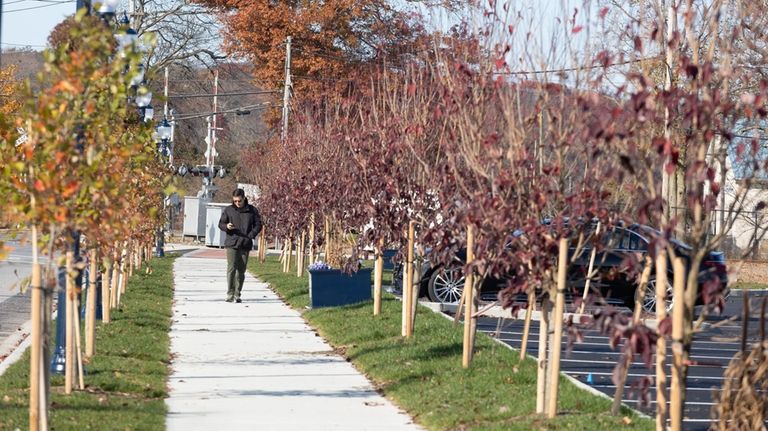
{"left": 636, "top": 276, "right": 674, "bottom": 314}
{"left": 427, "top": 266, "right": 465, "bottom": 304}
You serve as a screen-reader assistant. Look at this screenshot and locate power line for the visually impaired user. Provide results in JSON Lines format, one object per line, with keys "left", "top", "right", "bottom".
{"left": 4, "top": 0, "right": 73, "bottom": 13}
{"left": 168, "top": 89, "right": 280, "bottom": 99}
{"left": 173, "top": 102, "right": 274, "bottom": 121}
{"left": 1, "top": 42, "right": 46, "bottom": 48}
{"left": 493, "top": 56, "right": 662, "bottom": 75}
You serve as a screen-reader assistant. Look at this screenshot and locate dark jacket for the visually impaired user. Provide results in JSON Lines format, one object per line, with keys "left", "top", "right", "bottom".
{"left": 218, "top": 200, "right": 263, "bottom": 250}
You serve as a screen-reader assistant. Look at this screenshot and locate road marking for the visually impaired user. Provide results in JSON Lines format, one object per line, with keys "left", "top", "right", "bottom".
{"left": 498, "top": 337, "right": 742, "bottom": 354}
{"left": 570, "top": 371, "right": 728, "bottom": 381}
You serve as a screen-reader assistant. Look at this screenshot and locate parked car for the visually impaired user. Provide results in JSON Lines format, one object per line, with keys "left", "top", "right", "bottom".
{"left": 392, "top": 224, "right": 728, "bottom": 313}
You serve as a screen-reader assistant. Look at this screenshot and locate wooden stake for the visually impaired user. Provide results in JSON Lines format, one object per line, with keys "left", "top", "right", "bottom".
{"left": 65, "top": 251, "right": 74, "bottom": 394}
{"left": 520, "top": 291, "right": 535, "bottom": 361}
{"left": 29, "top": 226, "right": 42, "bottom": 431}
{"left": 536, "top": 297, "right": 551, "bottom": 414}
{"left": 297, "top": 231, "right": 306, "bottom": 277}
{"left": 85, "top": 249, "right": 97, "bottom": 358}
{"left": 73, "top": 297, "right": 85, "bottom": 390}
{"left": 579, "top": 222, "right": 601, "bottom": 314}
{"left": 404, "top": 222, "right": 416, "bottom": 337}
{"left": 40, "top": 267, "right": 52, "bottom": 430}
{"left": 324, "top": 216, "right": 331, "bottom": 262}
{"left": 612, "top": 255, "right": 653, "bottom": 415}
{"left": 259, "top": 227, "right": 267, "bottom": 263}
{"left": 308, "top": 214, "right": 315, "bottom": 264}
{"left": 546, "top": 238, "right": 568, "bottom": 418}
{"left": 110, "top": 251, "right": 119, "bottom": 309}
{"left": 373, "top": 239, "right": 384, "bottom": 316}
{"left": 655, "top": 251, "right": 669, "bottom": 430}
{"left": 401, "top": 240, "right": 409, "bottom": 337}
{"left": 119, "top": 244, "right": 128, "bottom": 295}
{"left": 462, "top": 224, "right": 475, "bottom": 368}
{"left": 102, "top": 259, "right": 112, "bottom": 323}
{"left": 669, "top": 256, "right": 686, "bottom": 431}
{"left": 128, "top": 242, "right": 134, "bottom": 277}
{"left": 287, "top": 236, "right": 293, "bottom": 273}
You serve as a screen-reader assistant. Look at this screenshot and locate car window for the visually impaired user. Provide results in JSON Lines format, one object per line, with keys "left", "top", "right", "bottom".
{"left": 627, "top": 231, "right": 648, "bottom": 251}
{"left": 608, "top": 228, "right": 648, "bottom": 251}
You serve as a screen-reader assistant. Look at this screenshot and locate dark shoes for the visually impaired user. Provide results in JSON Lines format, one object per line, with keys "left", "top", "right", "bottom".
{"left": 235, "top": 298, "right": 242, "bottom": 303}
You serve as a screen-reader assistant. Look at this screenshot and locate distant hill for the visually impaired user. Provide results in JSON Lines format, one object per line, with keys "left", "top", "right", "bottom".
{"left": 2, "top": 49, "right": 44, "bottom": 82}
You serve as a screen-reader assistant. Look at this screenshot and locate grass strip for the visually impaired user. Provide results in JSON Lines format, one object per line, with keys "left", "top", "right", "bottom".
{"left": 0, "top": 254, "right": 176, "bottom": 431}
{"left": 250, "top": 256, "right": 654, "bottom": 431}
{"left": 733, "top": 281, "right": 768, "bottom": 290}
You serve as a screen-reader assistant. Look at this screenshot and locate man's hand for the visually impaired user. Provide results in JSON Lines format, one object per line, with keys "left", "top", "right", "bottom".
{"left": 226, "top": 223, "right": 235, "bottom": 230}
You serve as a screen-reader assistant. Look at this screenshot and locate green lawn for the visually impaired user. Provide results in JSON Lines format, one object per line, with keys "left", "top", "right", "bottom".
{"left": 732, "top": 281, "right": 768, "bottom": 290}
{"left": 249, "top": 256, "right": 654, "bottom": 431}
{"left": 0, "top": 254, "right": 176, "bottom": 430}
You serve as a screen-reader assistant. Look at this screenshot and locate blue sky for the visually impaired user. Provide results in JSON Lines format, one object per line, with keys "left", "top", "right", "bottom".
{"left": 2, "top": 0, "right": 77, "bottom": 49}
{"left": 1, "top": 0, "right": 591, "bottom": 59}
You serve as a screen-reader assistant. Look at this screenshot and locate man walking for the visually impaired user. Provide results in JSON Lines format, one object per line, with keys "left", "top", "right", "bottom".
{"left": 218, "top": 188, "right": 263, "bottom": 303}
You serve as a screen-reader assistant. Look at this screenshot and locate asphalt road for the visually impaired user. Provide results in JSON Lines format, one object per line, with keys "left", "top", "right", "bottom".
{"left": 0, "top": 237, "right": 34, "bottom": 360}
{"left": 473, "top": 290, "right": 768, "bottom": 430}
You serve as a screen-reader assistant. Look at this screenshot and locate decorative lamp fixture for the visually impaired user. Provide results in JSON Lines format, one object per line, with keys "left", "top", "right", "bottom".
{"left": 143, "top": 105, "right": 154, "bottom": 123}
{"left": 97, "top": 0, "right": 120, "bottom": 20}
{"left": 129, "top": 63, "right": 145, "bottom": 88}
{"left": 115, "top": 14, "right": 139, "bottom": 54}
{"left": 156, "top": 118, "right": 172, "bottom": 141}
{"left": 135, "top": 86, "right": 153, "bottom": 108}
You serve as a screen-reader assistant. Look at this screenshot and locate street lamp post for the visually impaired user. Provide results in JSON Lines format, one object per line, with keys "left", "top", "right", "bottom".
{"left": 154, "top": 118, "right": 172, "bottom": 257}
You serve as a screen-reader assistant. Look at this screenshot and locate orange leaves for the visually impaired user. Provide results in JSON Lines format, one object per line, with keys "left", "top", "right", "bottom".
{"left": 34, "top": 179, "right": 46, "bottom": 192}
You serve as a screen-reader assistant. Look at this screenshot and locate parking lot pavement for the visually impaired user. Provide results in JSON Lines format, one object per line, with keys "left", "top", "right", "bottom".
{"left": 470, "top": 290, "right": 768, "bottom": 431}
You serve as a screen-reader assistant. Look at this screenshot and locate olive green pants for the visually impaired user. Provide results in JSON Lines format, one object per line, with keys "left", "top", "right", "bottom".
{"left": 226, "top": 248, "right": 250, "bottom": 300}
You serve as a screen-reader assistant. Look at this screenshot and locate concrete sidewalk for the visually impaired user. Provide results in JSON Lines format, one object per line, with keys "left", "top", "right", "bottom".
{"left": 166, "top": 248, "right": 422, "bottom": 431}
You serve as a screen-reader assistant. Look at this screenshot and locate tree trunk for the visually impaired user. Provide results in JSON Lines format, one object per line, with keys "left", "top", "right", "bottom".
{"left": 669, "top": 256, "right": 686, "bottom": 431}
{"left": 547, "top": 238, "right": 568, "bottom": 418}
{"left": 410, "top": 247, "right": 422, "bottom": 336}
{"left": 462, "top": 224, "right": 475, "bottom": 368}
{"left": 655, "top": 251, "right": 669, "bottom": 430}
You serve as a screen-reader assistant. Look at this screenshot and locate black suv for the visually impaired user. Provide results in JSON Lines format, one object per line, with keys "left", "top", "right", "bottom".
{"left": 392, "top": 224, "right": 728, "bottom": 313}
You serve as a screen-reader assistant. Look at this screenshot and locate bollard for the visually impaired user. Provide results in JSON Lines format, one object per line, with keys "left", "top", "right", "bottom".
{"left": 51, "top": 265, "right": 87, "bottom": 375}
{"left": 79, "top": 268, "right": 103, "bottom": 321}
{"left": 50, "top": 268, "right": 67, "bottom": 375}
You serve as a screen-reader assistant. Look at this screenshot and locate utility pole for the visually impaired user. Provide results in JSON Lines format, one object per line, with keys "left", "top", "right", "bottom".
{"left": 211, "top": 69, "right": 219, "bottom": 170}
{"left": 281, "top": 36, "right": 292, "bottom": 143}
